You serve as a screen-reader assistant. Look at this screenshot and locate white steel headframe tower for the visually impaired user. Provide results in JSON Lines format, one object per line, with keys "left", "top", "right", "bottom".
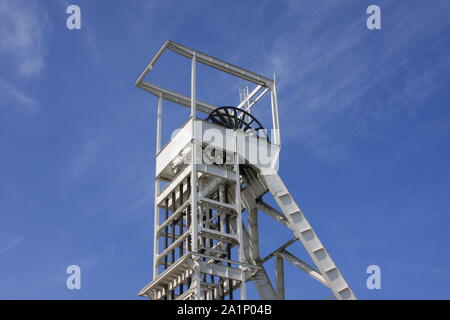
{"left": 136, "top": 41, "right": 356, "bottom": 300}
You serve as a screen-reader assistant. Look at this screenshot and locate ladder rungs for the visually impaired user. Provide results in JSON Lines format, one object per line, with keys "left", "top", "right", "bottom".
{"left": 313, "top": 247, "right": 325, "bottom": 255}
{"left": 276, "top": 191, "right": 289, "bottom": 198}
{"left": 299, "top": 227, "right": 312, "bottom": 234}
{"left": 338, "top": 288, "right": 354, "bottom": 300}
{"left": 312, "top": 247, "right": 325, "bottom": 255}
{"left": 324, "top": 266, "right": 337, "bottom": 274}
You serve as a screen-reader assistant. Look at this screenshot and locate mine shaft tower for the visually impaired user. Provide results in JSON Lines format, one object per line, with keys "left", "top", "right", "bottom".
{"left": 136, "top": 41, "right": 356, "bottom": 300}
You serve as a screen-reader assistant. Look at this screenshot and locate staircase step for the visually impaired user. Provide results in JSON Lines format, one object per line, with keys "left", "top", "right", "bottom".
{"left": 261, "top": 172, "right": 357, "bottom": 300}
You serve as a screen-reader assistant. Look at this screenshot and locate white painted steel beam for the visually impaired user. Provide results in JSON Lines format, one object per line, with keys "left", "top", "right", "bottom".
{"left": 248, "top": 208, "right": 260, "bottom": 262}
{"left": 244, "top": 88, "right": 269, "bottom": 112}
{"left": 135, "top": 40, "right": 171, "bottom": 85}
{"left": 190, "top": 52, "right": 199, "bottom": 259}
{"left": 197, "top": 261, "right": 248, "bottom": 282}
{"left": 256, "top": 200, "right": 289, "bottom": 228}
{"left": 235, "top": 85, "right": 262, "bottom": 110}
{"left": 233, "top": 139, "right": 246, "bottom": 300}
{"left": 192, "top": 252, "right": 261, "bottom": 271}
{"left": 139, "top": 81, "right": 216, "bottom": 114}
{"left": 153, "top": 96, "right": 163, "bottom": 279}
{"left": 270, "top": 80, "right": 281, "bottom": 145}
{"left": 166, "top": 41, "right": 273, "bottom": 87}
{"left": 275, "top": 255, "right": 285, "bottom": 300}
{"left": 261, "top": 237, "right": 298, "bottom": 263}
{"left": 136, "top": 40, "right": 273, "bottom": 87}
{"left": 197, "top": 164, "right": 237, "bottom": 181}
{"left": 156, "top": 165, "right": 191, "bottom": 206}
{"left": 278, "top": 249, "right": 328, "bottom": 287}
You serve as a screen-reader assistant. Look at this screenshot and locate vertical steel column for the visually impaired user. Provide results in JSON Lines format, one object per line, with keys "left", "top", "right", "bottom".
{"left": 190, "top": 51, "right": 201, "bottom": 300}
{"left": 275, "top": 255, "right": 285, "bottom": 300}
{"left": 224, "top": 184, "right": 233, "bottom": 300}
{"left": 170, "top": 191, "right": 177, "bottom": 299}
{"left": 171, "top": 192, "right": 176, "bottom": 260}
{"left": 179, "top": 183, "right": 184, "bottom": 295}
{"left": 217, "top": 186, "right": 225, "bottom": 300}
{"left": 219, "top": 185, "right": 225, "bottom": 240}
{"left": 193, "top": 260, "right": 202, "bottom": 300}
{"left": 153, "top": 95, "right": 162, "bottom": 279}
{"left": 186, "top": 178, "right": 192, "bottom": 290}
{"left": 234, "top": 134, "right": 246, "bottom": 300}
{"left": 208, "top": 208, "right": 214, "bottom": 287}
{"left": 187, "top": 178, "right": 191, "bottom": 252}
{"left": 178, "top": 183, "right": 184, "bottom": 257}
{"left": 156, "top": 95, "right": 163, "bottom": 152}
{"left": 164, "top": 199, "right": 169, "bottom": 270}
{"left": 219, "top": 277, "right": 224, "bottom": 300}
{"left": 270, "top": 77, "right": 281, "bottom": 146}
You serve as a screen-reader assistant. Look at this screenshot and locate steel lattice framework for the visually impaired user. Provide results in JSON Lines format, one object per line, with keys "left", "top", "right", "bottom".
{"left": 136, "top": 41, "right": 356, "bottom": 300}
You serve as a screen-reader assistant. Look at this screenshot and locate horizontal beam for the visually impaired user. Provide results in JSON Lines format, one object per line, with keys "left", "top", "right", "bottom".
{"left": 138, "top": 81, "right": 216, "bottom": 114}
{"left": 198, "top": 197, "right": 237, "bottom": 213}
{"left": 191, "top": 252, "right": 261, "bottom": 270}
{"left": 197, "top": 261, "right": 248, "bottom": 281}
{"left": 197, "top": 164, "right": 237, "bottom": 181}
{"left": 156, "top": 165, "right": 191, "bottom": 207}
{"left": 156, "top": 198, "right": 191, "bottom": 237}
{"left": 198, "top": 227, "right": 238, "bottom": 244}
{"left": 166, "top": 41, "right": 273, "bottom": 87}
{"left": 156, "top": 231, "right": 190, "bottom": 266}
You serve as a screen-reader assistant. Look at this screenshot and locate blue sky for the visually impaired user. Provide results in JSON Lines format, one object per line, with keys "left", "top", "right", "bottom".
{"left": 0, "top": 0, "right": 449, "bottom": 299}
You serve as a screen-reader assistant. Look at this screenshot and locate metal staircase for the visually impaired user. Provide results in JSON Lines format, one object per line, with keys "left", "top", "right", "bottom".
{"left": 261, "top": 172, "right": 356, "bottom": 300}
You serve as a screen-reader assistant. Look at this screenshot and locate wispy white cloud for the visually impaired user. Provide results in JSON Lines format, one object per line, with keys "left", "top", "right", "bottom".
{"left": 0, "top": 0, "right": 48, "bottom": 116}
{"left": 0, "top": 235, "right": 24, "bottom": 256}
{"left": 78, "top": 244, "right": 116, "bottom": 268}
{"left": 252, "top": 1, "right": 450, "bottom": 163}
{"left": 0, "top": 80, "right": 39, "bottom": 113}
{"left": 0, "top": 0, "right": 49, "bottom": 77}
{"left": 70, "top": 138, "right": 101, "bottom": 178}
